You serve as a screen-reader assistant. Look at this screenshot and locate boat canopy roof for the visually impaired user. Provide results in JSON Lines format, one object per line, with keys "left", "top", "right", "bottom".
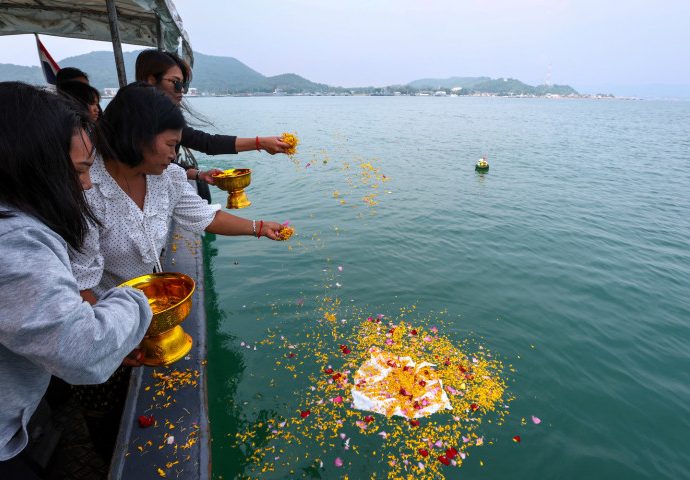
{"left": 0, "top": 0, "right": 193, "bottom": 66}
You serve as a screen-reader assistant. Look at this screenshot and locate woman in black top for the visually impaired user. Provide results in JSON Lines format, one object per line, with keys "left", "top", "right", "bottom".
{"left": 135, "top": 49, "right": 291, "bottom": 187}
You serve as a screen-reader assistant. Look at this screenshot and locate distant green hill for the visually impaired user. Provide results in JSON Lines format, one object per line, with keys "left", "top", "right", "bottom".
{"left": 534, "top": 84, "right": 578, "bottom": 96}
{"left": 0, "top": 63, "right": 43, "bottom": 84}
{"left": 407, "top": 76, "right": 579, "bottom": 96}
{"left": 407, "top": 76, "right": 491, "bottom": 89}
{"left": 0, "top": 51, "right": 578, "bottom": 96}
{"left": 0, "top": 50, "right": 328, "bottom": 93}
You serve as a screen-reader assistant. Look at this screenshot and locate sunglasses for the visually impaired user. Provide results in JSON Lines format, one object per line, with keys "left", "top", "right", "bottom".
{"left": 163, "top": 77, "right": 190, "bottom": 94}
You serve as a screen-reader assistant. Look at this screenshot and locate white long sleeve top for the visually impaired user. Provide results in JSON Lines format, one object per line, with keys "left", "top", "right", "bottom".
{"left": 70, "top": 157, "right": 219, "bottom": 297}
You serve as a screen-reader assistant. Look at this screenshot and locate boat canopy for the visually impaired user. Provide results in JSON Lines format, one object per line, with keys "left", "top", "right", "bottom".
{"left": 0, "top": 0, "right": 193, "bottom": 67}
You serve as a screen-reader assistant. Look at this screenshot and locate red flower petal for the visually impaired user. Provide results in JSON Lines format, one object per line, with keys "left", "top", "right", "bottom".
{"left": 138, "top": 415, "right": 154, "bottom": 428}
{"left": 438, "top": 455, "right": 450, "bottom": 466}
{"left": 324, "top": 367, "right": 334, "bottom": 374}
{"left": 513, "top": 435, "right": 521, "bottom": 443}
{"left": 470, "top": 403, "right": 479, "bottom": 411}
{"left": 300, "top": 410, "right": 311, "bottom": 418}
{"left": 410, "top": 329, "right": 418, "bottom": 335}
{"left": 445, "top": 447, "right": 458, "bottom": 459}
{"left": 288, "top": 353, "right": 296, "bottom": 358}
{"left": 444, "top": 359, "right": 451, "bottom": 366}
{"left": 418, "top": 448, "right": 429, "bottom": 457}
{"left": 419, "top": 380, "right": 427, "bottom": 387}
{"left": 342, "top": 348, "right": 351, "bottom": 355}
{"left": 409, "top": 419, "right": 420, "bottom": 427}
{"left": 364, "top": 415, "right": 374, "bottom": 423}
{"left": 458, "top": 365, "right": 467, "bottom": 373}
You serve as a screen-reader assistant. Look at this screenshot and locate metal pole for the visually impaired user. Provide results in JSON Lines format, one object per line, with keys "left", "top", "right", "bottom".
{"left": 156, "top": 19, "right": 163, "bottom": 50}
{"left": 105, "top": 0, "right": 127, "bottom": 87}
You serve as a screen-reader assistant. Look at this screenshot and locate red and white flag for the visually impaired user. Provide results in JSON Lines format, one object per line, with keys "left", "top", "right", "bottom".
{"left": 34, "top": 34, "right": 60, "bottom": 85}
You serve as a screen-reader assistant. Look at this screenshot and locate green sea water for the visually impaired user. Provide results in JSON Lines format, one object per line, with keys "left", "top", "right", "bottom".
{"left": 190, "top": 96, "right": 689, "bottom": 479}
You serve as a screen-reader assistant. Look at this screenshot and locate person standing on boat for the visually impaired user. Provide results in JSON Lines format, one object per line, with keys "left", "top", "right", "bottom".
{"left": 0, "top": 82, "right": 152, "bottom": 478}
{"left": 135, "top": 49, "right": 292, "bottom": 200}
{"left": 68, "top": 83, "right": 285, "bottom": 459}
{"left": 72, "top": 83, "right": 286, "bottom": 300}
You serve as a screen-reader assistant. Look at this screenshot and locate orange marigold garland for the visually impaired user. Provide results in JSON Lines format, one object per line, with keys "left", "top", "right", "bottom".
{"left": 233, "top": 307, "right": 511, "bottom": 479}
{"left": 280, "top": 132, "right": 299, "bottom": 156}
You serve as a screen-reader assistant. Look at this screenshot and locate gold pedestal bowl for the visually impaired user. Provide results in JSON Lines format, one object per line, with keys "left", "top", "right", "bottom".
{"left": 213, "top": 168, "right": 252, "bottom": 209}
{"left": 119, "top": 273, "right": 195, "bottom": 366}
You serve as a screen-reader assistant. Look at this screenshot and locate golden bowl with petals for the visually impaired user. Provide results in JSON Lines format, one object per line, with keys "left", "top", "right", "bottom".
{"left": 119, "top": 272, "right": 195, "bottom": 366}
{"left": 213, "top": 168, "right": 252, "bottom": 209}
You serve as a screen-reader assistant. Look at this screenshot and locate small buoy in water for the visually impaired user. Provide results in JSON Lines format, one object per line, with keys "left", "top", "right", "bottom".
{"left": 475, "top": 156, "right": 489, "bottom": 172}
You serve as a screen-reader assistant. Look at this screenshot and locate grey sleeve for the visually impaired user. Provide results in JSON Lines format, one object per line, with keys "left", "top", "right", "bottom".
{"left": 0, "top": 226, "right": 152, "bottom": 385}
{"left": 68, "top": 220, "right": 104, "bottom": 291}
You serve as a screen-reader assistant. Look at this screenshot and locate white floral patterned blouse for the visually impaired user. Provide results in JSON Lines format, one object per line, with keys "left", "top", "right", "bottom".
{"left": 70, "top": 156, "right": 220, "bottom": 298}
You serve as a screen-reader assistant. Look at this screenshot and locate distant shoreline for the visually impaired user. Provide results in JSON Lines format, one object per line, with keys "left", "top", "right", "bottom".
{"left": 175, "top": 92, "right": 634, "bottom": 100}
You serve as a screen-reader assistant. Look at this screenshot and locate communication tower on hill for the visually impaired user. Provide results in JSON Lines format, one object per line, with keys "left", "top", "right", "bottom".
{"left": 545, "top": 64, "right": 553, "bottom": 86}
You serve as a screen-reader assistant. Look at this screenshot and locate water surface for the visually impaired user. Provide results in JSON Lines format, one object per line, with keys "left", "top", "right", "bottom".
{"left": 190, "top": 96, "right": 689, "bottom": 479}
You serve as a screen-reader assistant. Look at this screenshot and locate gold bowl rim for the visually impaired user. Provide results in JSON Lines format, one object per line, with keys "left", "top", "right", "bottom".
{"left": 212, "top": 168, "right": 252, "bottom": 178}
{"left": 118, "top": 272, "right": 196, "bottom": 315}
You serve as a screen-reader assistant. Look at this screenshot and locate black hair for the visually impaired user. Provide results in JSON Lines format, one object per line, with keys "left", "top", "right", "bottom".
{"left": 134, "top": 49, "right": 208, "bottom": 128}
{"left": 99, "top": 82, "right": 186, "bottom": 167}
{"left": 57, "top": 80, "right": 102, "bottom": 118}
{"left": 0, "top": 82, "right": 97, "bottom": 250}
{"left": 135, "top": 49, "right": 192, "bottom": 84}
{"left": 56, "top": 67, "right": 89, "bottom": 87}
{"left": 57, "top": 80, "right": 100, "bottom": 104}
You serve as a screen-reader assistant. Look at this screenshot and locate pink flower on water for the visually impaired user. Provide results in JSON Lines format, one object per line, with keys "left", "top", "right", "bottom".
{"left": 334, "top": 457, "right": 343, "bottom": 467}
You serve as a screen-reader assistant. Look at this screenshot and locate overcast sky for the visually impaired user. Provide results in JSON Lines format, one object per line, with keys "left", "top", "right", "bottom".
{"left": 0, "top": 0, "right": 688, "bottom": 89}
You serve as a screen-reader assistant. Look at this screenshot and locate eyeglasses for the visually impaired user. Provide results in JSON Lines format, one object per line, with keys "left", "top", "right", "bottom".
{"left": 162, "top": 77, "right": 190, "bottom": 94}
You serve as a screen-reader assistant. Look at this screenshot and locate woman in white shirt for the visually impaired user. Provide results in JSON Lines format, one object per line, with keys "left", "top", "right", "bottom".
{"left": 71, "top": 83, "right": 284, "bottom": 301}
{"left": 67, "top": 83, "right": 284, "bottom": 459}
